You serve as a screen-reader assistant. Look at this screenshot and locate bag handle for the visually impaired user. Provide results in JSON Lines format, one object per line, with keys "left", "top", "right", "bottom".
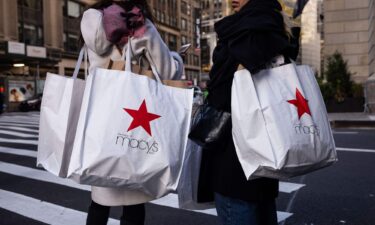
{"left": 123, "top": 38, "right": 163, "bottom": 84}
{"left": 72, "top": 45, "right": 88, "bottom": 79}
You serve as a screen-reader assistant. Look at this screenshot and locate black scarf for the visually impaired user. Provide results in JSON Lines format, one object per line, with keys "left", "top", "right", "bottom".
{"left": 207, "top": 0, "right": 295, "bottom": 111}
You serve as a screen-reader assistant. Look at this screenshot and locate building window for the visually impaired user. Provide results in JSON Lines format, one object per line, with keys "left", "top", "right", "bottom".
{"left": 161, "top": 12, "right": 165, "bottom": 23}
{"left": 181, "top": 1, "right": 187, "bottom": 15}
{"left": 168, "top": 34, "right": 177, "bottom": 51}
{"left": 67, "top": 1, "right": 80, "bottom": 18}
{"left": 18, "top": 0, "right": 43, "bottom": 46}
{"left": 63, "top": 0, "right": 84, "bottom": 53}
{"left": 182, "top": 36, "right": 188, "bottom": 45}
{"left": 194, "top": 55, "right": 199, "bottom": 66}
{"left": 181, "top": 19, "right": 187, "bottom": 31}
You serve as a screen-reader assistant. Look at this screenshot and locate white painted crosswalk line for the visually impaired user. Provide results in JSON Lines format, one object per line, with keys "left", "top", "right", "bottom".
{"left": 0, "top": 121, "right": 39, "bottom": 127}
{"left": 0, "top": 117, "right": 39, "bottom": 122}
{"left": 278, "top": 212, "right": 293, "bottom": 223}
{"left": 0, "top": 146, "right": 306, "bottom": 194}
{"left": 0, "top": 119, "right": 39, "bottom": 122}
{"left": 0, "top": 161, "right": 293, "bottom": 222}
{"left": 0, "top": 125, "right": 38, "bottom": 133}
{"left": 0, "top": 138, "right": 38, "bottom": 145}
{"left": 0, "top": 161, "right": 91, "bottom": 191}
{"left": 279, "top": 182, "right": 305, "bottom": 193}
{"left": 0, "top": 147, "right": 37, "bottom": 157}
{"left": 336, "top": 147, "right": 375, "bottom": 153}
{"left": 0, "top": 116, "right": 39, "bottom": 121}
{"left": 150, "top": 193, "right": 218, "bottom": 216}
{"left": 0, "top": 189, "right": 119, "bottom": 225}
{"left": 0, "top": 130, "right": 39, "bottom": 138}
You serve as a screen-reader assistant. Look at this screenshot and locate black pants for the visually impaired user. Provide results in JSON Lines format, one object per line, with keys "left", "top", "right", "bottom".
{"left": 86, "top": 201, "right": 145, "bottom": 225}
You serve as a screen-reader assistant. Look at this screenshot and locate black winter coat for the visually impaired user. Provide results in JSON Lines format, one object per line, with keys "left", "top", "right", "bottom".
{"left": 197, "top": 0, "right": 299, "bottom": 203}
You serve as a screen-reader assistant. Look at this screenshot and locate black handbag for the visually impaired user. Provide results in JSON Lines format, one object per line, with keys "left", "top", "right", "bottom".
{"left": 188, "top": 103, "right": 231, "bottom": 148}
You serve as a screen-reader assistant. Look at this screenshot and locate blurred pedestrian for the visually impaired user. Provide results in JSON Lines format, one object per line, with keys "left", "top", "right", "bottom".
{"left": 80, "top": 0, "right": 184, "bottom": 224}
{"left": 197, "top": 0, "right": 299, "bottom": 224}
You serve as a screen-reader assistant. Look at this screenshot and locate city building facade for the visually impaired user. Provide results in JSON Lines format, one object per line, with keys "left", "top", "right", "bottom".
{"left": 324, "top": 0, "right": 375, "bottom": 111}
{"left": 366, "top": 0, "right": 375, "bottom": 111}
{"left": 200, "top": 0, "right": 232, "bottom": 85}
{"left": 0, "top": 0, "right": 201, "bottom": 111}
{"left": 323, "top": 0, "right": 373, "bottom": 84}
{"left": 301, "top": 0, "right": 322, "bottom": 76}
{"left": 281, "top": 0, "right": 323, "bottom": 75}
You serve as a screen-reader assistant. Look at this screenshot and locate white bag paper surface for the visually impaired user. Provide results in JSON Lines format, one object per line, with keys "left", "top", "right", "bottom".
{"left": 177, "top": 140, "right": 215, "bottom": 210}
{"left": 37, "top": 48, "right": 87, "bottom": 177}
{"left": 231, "top": 63, "right": 337, "bottom": 179}
{"left": 68, "top": 43, "right": 193, "bottom": 198}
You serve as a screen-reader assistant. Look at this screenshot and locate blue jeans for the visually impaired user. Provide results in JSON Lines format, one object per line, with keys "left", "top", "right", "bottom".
{"left": 215, "top": 193, "right": 278, "bottom": 225}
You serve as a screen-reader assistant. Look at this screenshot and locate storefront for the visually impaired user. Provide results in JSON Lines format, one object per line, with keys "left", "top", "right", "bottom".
{"left": 0, "top": 41, "right": 60, "bottom": 112}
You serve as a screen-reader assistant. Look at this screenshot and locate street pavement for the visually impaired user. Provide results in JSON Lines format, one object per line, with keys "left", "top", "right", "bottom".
{"left": 0, "top": 112, "right": 374, "bottom": 225}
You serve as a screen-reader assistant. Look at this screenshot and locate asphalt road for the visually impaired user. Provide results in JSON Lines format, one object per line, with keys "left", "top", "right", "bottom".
{"left": 0, "top": 112, "right": 374, "bottom": 225}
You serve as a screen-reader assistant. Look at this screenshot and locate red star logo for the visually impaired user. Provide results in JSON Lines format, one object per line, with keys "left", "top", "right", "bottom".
{"left": 287, "top": 88, "right": 312, "bottom": 119}
{"left": 123, "top": 100, "right": 161, "bottom": 136}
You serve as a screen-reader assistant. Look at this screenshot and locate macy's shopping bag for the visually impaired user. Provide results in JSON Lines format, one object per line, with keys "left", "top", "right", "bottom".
{"left": 37, "top": 47, "right": 87, "bottom": 177}
{"left": 231, "top": 63, "right": 337, "bottom": 180}
{"left": 68, "top": 42, "right": 193, "bottom": 198}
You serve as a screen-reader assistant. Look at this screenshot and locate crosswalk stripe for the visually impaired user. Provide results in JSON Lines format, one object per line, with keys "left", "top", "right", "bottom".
{"left": 332, "top": 131, "right": 359, "bottom": 135}
{"left": 0, "top": 160, "right": 292, "bottom": 222}
{"left": 0, "top": 121, "right": 39, "bottom": 126}
{"left": 279, "top": 182, "right": 305, "bottom": 193}
{"left": 0, "top": 138, "right": 38, "bottom": 145}
{"left": 0, "top": 161, "right": 91, "bottom": 191}
{"left": 0, "top": 125, "right": 38, "bottom": 133}
{"left": 0, "top": 117, "right": 39, "bottom": 121}
{"left": 0, "top": 115, "right": 39, "bottom": 120}
{"left": 0, "top": 189, "right": 119, "bottom": 225}
{"left": 336, "top": 147, "right": 375, "bottom": 153}
{"left": 0, "top": 130, "right": 39, "bottom": 138}
{"left": 0, "top": 116, "right": 39, "bottom": 121}
{"left": 0, "top": 147, "right": 37, "bottom": 157}
{"left": 0, "top": 147, "right": 304, "bottom": 194}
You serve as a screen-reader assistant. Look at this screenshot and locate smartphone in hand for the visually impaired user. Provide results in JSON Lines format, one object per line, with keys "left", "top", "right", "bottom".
{"left": 178, "top": 43, "right": 191, "bottom": 55}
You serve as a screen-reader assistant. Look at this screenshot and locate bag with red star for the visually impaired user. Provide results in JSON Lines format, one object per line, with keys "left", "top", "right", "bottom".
{"left": 67, "top": 41, "right": 194, "bottom": 198}
{"left": 231, "top": 62, "right": 338, "bottom": 180}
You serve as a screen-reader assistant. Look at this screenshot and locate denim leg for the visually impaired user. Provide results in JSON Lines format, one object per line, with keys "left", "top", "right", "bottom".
{"left": 215, "top": 193, "right": 278, "bottom": 225}
{"left": 215, "top": 193, "right": 259, "bottom": 225}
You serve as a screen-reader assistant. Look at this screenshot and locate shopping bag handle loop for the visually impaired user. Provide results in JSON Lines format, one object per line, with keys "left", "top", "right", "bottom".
{"left": 72, "top": 45, "right": 88, "bottom": 80}
{"left": 123, "top": 38, "right": 162, "bottom": 84}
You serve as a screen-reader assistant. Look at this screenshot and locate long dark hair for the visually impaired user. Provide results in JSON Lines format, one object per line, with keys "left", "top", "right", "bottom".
{"left": 79, "top": 0, "right": 154, "bottom": 47}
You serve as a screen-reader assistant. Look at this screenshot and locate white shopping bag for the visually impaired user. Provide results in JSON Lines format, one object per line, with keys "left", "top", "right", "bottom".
{"left": 177, "top": 140, "right": 214, "bottom": 210}
{"left": 231, "top": 63, "right": 337, "bottom": 180}
{"left": 37, "top": 47, "right": 87, "bottom": 177}
{"left": 68, "top": 41, "right": 194, "bottom": 198}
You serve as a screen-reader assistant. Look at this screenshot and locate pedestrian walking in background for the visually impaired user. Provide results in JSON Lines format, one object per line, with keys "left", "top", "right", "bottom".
{"left": 196, "top": 0, "right": 299, "bottom": 224}
{"left": 80, "top": 0, "right": 184, "bottom": 224}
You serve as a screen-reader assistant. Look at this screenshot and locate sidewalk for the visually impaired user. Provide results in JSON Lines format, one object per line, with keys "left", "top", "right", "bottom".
{"left": 328, "top": 113, "right": 375, "bottom": 128}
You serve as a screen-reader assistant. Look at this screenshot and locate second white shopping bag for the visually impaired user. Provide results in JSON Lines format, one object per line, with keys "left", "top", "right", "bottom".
{"left": 37, "top": 47, "right": 87, "bottom": 178}
{"left": 68, "top": 41, "right": 193, "bottom": 198}
{"left": 231, "top": 63, "right": 337, "bottom": 180}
